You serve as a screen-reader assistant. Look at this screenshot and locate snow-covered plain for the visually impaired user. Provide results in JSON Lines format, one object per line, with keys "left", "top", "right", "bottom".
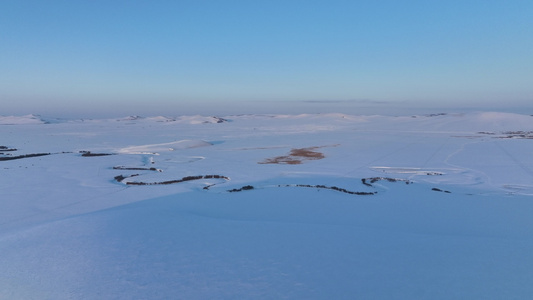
{"left": 2, "top": 112, "right": 533, "bottom": 299}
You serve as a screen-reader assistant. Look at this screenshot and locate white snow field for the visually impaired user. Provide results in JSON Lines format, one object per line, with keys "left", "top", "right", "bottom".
{"left": 2, "top": 112, "right": 533, "bottom": 299}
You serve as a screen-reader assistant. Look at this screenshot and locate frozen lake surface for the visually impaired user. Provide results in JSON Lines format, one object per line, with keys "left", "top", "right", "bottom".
{"left": 2, "top": 112, "right": 533, "bottom": 299}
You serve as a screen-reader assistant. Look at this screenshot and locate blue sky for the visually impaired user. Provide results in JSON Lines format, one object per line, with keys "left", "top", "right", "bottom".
{"left": 1, "top": 0, "right": 533, "bottom": 116}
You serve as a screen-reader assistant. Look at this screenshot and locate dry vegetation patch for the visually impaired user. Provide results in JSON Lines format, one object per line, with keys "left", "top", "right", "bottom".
{"left": 259, "top": 145, "right": 336, "bottom": 165}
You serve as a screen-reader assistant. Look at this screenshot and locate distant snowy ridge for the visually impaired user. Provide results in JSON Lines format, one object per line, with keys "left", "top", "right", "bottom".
{"left": 472, "top": 111, "right": 533, "bottom": 129}
{"left": 370, "top": 111, "right": 533, "bottom": 133}
{"left": 173, "top": 115, "right": 228, "bottom": 124}
{"left": 4, "top": 112, "right": 533, "bottom": 132}
{"left": 116, "top": 115, "right": 229, "bottom": 124}
{"left": 0, "top": 114, "right": 47, "bottom": 125}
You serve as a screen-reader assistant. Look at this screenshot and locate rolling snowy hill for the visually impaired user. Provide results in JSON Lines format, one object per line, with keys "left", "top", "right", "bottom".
{"left": 1, "top": 112, "right": 533, "bottom": 299}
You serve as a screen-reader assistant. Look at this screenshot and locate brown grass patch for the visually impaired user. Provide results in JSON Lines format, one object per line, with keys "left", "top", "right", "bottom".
{"left": 259, "top": 146, "right": 328, "bottom": 164}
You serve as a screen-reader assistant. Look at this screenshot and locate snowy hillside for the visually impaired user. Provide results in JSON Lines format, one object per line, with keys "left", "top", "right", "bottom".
{"left": 0, "top": 114, "right": 47, "bottom": 125}
{"left": 1, "top": 112, "right": 533, "bottom": 299}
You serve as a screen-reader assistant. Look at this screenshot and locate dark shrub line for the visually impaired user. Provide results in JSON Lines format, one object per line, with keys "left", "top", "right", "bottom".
{"left": 228, "top": 185, "right": 254, "bottom": 192}
{"left": 0, "top": 146, "right": 17, "bottom": 151}
{"left": 212, "top": 117, "right": 228, "bottom": 123}
{"left": 287, "top": 184, "right": 375, "bottom": 195}
{"left": 80, "top": 151, "right": 114, "bottom": 157}
{"left": 431, "top": 187, "right": 451, "bottom": 193}
{"left": 114, "top": 174, "right": 140, "bottom": 182}
{"left": 113, "top": 166, "right": 161, "bottom": 172}
{"left": 0, "top": 153, "right": 50, "bottom": 161}
{"left": 228, "top": 184, "right": 375, "bottom": 195}
{"left": 362, "top": 177, "right": 411, "bottom": 187}
{"left": 115, "top": 174, "right": 229, "bottom": 185}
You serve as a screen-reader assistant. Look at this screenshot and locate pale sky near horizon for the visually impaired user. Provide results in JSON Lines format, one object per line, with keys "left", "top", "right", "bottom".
{"left": 1, "top": 0, "right": 533, "bottom": 117}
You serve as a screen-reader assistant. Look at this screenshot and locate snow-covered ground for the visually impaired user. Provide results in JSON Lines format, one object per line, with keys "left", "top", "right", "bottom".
{"left": 1, "top": 111, "right": 533, "bottom": 299}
